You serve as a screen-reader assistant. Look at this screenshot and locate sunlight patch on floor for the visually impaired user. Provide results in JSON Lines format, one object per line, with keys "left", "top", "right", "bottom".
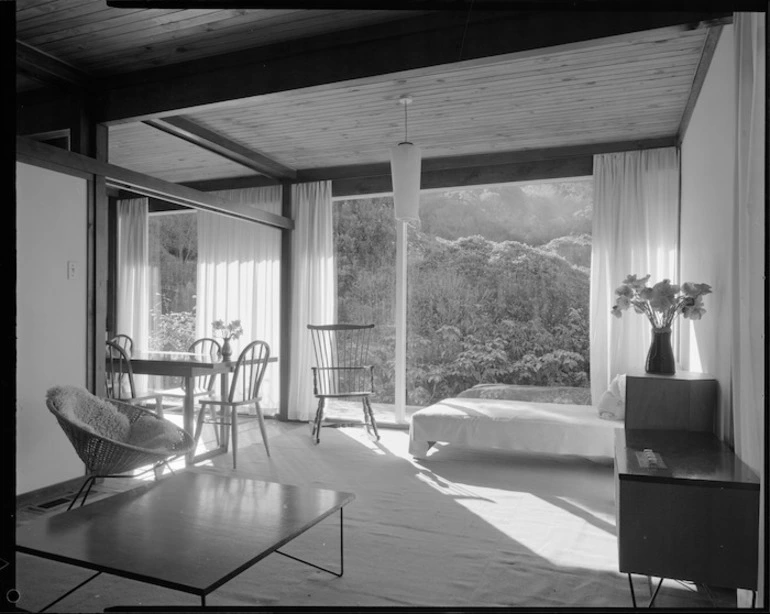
{"left": 337, "top": 426, "right": 389, "bottom": 454}
{"left": 335, "top": 426, "right": 623, "bottom": 574}
{"left": 457, "top": 491, "right": 619, "bottom": 572}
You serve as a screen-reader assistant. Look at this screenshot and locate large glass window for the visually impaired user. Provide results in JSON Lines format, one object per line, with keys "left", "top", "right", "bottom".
{"left": 333, "top": 177, "right": 593, "bottom": 423}
{"left": 147, "top": 211, "right": 198, "bottom": 358}
{"left": 407, "top": 179, "right": 593, "bottom": 407}
{"left": 334, "top": 197, "right": 396, "bottom": 404}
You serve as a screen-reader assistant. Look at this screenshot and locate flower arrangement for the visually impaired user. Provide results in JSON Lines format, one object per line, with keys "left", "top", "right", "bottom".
{"left": 212, "top": 319, "right": 243, "bottom": 341}
{"left": 611, "top": 274, "right": 711, "bottom": 330}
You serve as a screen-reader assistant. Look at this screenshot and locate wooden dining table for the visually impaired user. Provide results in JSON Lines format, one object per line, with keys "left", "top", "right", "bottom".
{"left": 126, "top": 351, "right": 277, "bottom": 465}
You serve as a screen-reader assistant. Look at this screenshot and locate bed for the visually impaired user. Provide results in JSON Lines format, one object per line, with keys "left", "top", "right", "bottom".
{"left": 408, "top": 383, "right": 624, "bottom": 461}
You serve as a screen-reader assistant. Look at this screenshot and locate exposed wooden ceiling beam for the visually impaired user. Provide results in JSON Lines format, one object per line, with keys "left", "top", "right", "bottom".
{"left": 99, "top": 10, "right": 732, "bottom": 124}
{"left": 295, "top": 137, "right": 677, "bottom": 183}
{"left": 181, "top": 136, "right": 676, "bottom": 195}
{"left": 103, "top": 0, "right": 540, "bottom": 6}
{"left": 102, "top": 0, "right": 755, "bottom": 9}
{"left": 677, "top": 25, "right": 723, "bottom": 145}
{"left": 16, "top": 41, "right": 92, "bottom": 92}
{"left": 16, "top": 136, "right": 293, "bottom": 230}
{"left": 143, "top": 116, "right": 297, "bottom": 180}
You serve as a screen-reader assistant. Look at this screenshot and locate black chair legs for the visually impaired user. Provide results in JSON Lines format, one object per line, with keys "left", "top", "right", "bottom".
{"left": 362, "top": 396, "right": 380, "bottom": 441}
{"left": 310, "top": 396, "right": 380, "bottom": 443}
{"left": 312, "top": 398, "right": 325, "bottom": 444}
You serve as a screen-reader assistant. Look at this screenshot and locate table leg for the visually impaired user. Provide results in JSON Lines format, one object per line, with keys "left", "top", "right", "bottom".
{"left": 40, "top": 571, "right": 102, "bottom": 612}
{"left": 184, "top": 376, "right": 195, "bottom": 466}
{"left": 274, "top": 507, "right": 345, "bottom": 577}
{"left": 220, "top": 372, "right": 230, "bottom": 450}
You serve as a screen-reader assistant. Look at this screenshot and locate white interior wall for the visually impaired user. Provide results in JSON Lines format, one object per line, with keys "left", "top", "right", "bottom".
{"left": 680, "top": 23, "right": 765, "bottom": 604}
{"left": 16, "top": 162, "right": 88, "bottom": 495}
{"left": 679, "top": 25, "right": 735, "bottom": 437}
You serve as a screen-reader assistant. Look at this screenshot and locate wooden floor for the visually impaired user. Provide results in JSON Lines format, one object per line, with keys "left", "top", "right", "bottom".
{"left": 307, "top": 398, "right": 422, "bottom": 427}
{"left": 17, "top": 418, "right": 740, "bottom": 610}
{"left": 17, "top": 411, "right": 392, "bottom": 522}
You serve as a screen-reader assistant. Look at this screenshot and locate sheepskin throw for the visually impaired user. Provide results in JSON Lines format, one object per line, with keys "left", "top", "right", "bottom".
{"left": 126, "top": 414, "right": 182, "bottom": 451}
{"left": 597, "top": 373, "right": 626, "bottom": 420}
{"left": 47, "top": 385, "right": 131, "bottom": 442}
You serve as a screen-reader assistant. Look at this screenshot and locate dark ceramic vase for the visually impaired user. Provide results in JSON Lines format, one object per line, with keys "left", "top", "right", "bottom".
{"left": 221, "top": 337, "right": 233, "bottom": 361}
{"left": 645, "top": 328, "right": 675, "bottom": 375}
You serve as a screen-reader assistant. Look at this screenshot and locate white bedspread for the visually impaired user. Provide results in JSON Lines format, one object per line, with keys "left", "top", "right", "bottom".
{"left": 409, "top": 397, "right": 622, "bottom": 460}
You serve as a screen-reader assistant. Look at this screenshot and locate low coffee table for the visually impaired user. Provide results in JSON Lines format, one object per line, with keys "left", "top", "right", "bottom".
{"left": 16, "top": 470, "right": 354, "bottom": 610}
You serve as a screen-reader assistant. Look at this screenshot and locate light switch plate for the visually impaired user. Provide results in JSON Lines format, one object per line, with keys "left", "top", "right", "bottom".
{"left": 67, "top": 261, "right": 77, "bottom": 279}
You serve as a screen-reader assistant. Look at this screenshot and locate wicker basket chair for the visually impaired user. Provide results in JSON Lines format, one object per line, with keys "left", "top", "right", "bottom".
{"left": 47, "top": 388, "right": 195, "bottom": 510}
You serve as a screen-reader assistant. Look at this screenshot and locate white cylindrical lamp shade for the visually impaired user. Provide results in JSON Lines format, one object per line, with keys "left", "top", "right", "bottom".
{"left": 390, "top": 142, "right": 422, "bottom": 223}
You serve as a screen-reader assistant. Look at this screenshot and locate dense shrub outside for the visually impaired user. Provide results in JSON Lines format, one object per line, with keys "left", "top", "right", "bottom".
{"left": 148, "top": 308, "right": 196, "bottom": 353}
{"left": 335, "top": 180, "right": 593, "bottom": 406}
{"left": 146, "top": 182, "right": 593, "bottom": 405}
{"left": 148, "top": 212, "right": 198, "bottom": 354}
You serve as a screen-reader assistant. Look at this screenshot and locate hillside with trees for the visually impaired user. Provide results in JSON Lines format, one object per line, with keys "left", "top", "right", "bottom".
{"left": 335, "top": 179, "right": 593, "bottom": 405}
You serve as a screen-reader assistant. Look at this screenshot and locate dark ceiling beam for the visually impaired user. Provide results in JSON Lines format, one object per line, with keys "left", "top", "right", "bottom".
{"left": 99, "top": 10, "right": 732, "bottom": 124}
{"left": 17, "top": 93, "right": 77, "bottom": 136}
{"left": 16, "top": 40, "right": 93, "bottom": 92}
{"left": 182, "top": 175, "right": 281, "bottom": 193}
{"left": 16, "top": 136, "right": 293, "bottom": 230}
{"left": 334, "top": 156, "right": 594, "bottom": 198}
{"left": 103, "top": 0, "right": 761, "bottom": 9}
{"left": 143, "top": 116, "right": 297, "bottom": 180}
{"left": 181, "top": 136, "right": 676, "bottom": 195}
{"left": 296, "top": 137, "right": 678, "bottom": 183}
{"left": 677, "top": 25, "right": 723, "bottom": 146}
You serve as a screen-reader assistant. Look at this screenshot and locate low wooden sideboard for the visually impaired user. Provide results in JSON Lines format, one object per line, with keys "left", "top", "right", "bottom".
{"left": 615, "top": 372, "right": 760, "bottom": 607}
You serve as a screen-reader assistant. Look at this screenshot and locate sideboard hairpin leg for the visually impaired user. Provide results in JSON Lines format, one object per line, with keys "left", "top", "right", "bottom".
{"left": 627, "top": 573, "right": 663, "bottom": 608}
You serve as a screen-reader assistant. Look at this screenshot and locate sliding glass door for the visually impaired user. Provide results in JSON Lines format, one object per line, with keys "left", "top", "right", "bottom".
{"left": 333, "top": 177, "right": 594, "bottom": 424}
{"left": 333, "top": 197, "right": 397, "bottom": 408}
{"left": 406, "top": 179, "right": 594, "bottom": 408}
{"left": 148, "top": 210, "right": 198, "bottom": 355}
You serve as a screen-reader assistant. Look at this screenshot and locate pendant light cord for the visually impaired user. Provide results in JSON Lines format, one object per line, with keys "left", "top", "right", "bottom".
{"left": 458, "top": 0, "right": 475, "bottom": 62}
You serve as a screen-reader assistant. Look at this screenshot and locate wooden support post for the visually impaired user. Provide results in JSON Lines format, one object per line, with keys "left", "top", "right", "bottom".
{"left": 279, "top": 181, "right": 293, "bottom": 421}
{"left": 89, "top": 124, "right": 109, "bottom": 396}
{"left": 394, "top": 220, "right": 407, "bottom": 424}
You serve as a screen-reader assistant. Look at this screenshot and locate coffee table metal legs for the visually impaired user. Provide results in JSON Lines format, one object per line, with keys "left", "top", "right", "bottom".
{"left": 275, "top": 507, "right": 345, "bottom": 577}
{"left": 38, "top": 570, "right": 102, "bottom": 613}
{"left": 26, "top": 504, "right": 347, "bottom": 610}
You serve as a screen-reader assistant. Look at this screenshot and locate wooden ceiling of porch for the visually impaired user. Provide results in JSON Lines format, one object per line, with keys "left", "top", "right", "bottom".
{"left": 15, "top": 1, "right": 733, "bottom": 191}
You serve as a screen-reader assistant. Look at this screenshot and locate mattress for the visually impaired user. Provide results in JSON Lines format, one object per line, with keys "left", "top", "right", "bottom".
{"left": 409, "top": 396, "right": 623, "bottom": 460}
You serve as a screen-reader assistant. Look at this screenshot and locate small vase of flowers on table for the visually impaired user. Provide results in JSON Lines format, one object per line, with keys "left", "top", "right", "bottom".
{"left": 611, "top": 274, "right": 711, "bottom": 375}
{"left": 212, "top": 319, "right": 243, "bottom": 361}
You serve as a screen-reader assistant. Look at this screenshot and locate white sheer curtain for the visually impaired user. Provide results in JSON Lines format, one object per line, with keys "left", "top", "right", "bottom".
{"left": 287, "top": 181, "right": 336, "bottom": 422}
{"left": 590, "top": 148, "right": 680, "bottom": 404}
{"left": 116, "top": 197, "right": 150, "bottom": 393}
{"left": 196, "top": 186, "right": 282, "bottom": 413}
{"left": 732, "top": 12, "right": 765, "bottom": 605}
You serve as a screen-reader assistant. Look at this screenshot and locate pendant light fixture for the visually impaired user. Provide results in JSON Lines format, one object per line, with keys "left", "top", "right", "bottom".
{"left": 390, "top": 95, "right": 421, "bottom": 224}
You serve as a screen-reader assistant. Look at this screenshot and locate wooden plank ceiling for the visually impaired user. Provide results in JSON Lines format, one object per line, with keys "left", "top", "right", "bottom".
{"left": 15, "top": 1, "right": 727, "bottom": 188}
{"left": 109, "top": 25, "right": 710, "bottom": 183}
{"left": 16, "top": 2, "right": 420, "bottom": 80}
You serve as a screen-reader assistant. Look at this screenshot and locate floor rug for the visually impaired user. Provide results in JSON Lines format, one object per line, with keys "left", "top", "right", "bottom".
{"left": 15, "top": 423, "right": 733, "bottom": 610}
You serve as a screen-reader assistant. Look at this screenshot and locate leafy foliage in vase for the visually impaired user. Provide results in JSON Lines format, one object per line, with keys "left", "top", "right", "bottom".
{"left": 211, "top": 319, "right": 243, "bottom": 340}
{"left": 611, "top": 274, "right": 711, "bottom": 329}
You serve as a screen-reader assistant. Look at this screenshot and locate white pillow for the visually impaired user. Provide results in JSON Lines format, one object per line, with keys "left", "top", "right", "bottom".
{"left": 597, "top": 374, "right": 626, "bottom": 421}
